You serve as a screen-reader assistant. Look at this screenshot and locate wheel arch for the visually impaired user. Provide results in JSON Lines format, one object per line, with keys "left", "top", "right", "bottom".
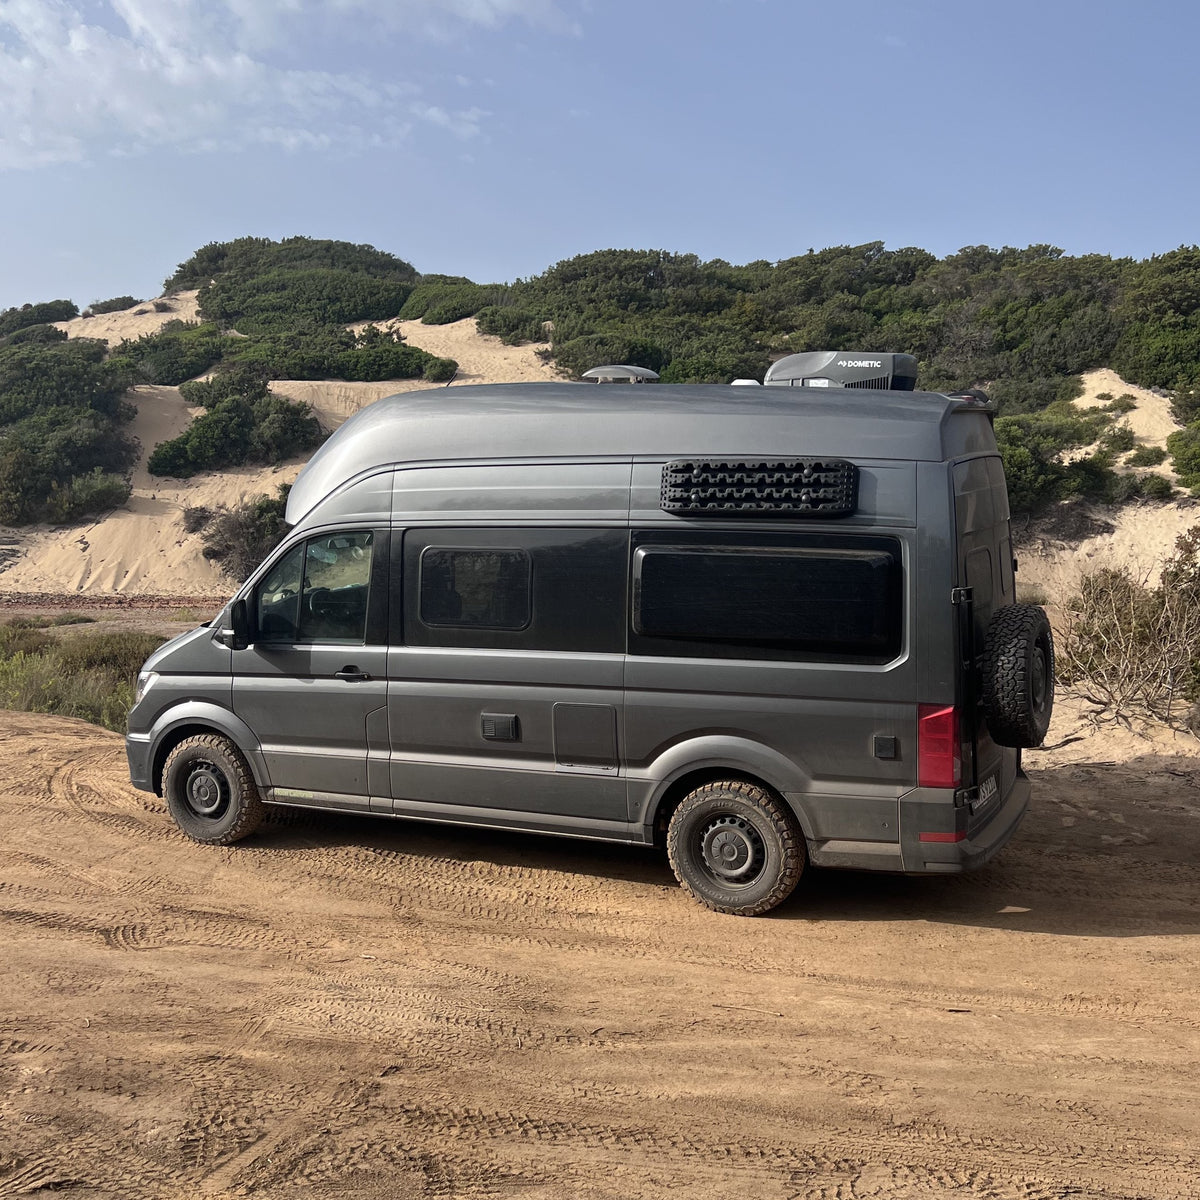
{"left": 148, "top": 704, "right": 269, "bottom": 796}
{"left": 635, "top": 735, "right": 815, "bottom": 845}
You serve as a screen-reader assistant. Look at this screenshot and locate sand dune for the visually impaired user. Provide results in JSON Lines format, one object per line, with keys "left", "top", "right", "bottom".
{"left": 54, "top": 290, "right": 202, "bottom": 342}
{"left": 0, "top": 314, "right": 558, "bottom": 596}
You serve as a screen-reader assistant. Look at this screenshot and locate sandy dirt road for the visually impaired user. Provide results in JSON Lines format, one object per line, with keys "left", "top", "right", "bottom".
{"left": 1, "top": 710, "right": 1199, "bottom": 1199}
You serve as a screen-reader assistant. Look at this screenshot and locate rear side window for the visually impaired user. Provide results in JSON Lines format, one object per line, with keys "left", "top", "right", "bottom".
{"left": 631, "top": 532, "right": 902, "bottom": 662}
{"left": 419, "top": 548, "right": 531, "bottom": 630}
{"left": 403, "top": 528, "right": 627, "bottom": 651}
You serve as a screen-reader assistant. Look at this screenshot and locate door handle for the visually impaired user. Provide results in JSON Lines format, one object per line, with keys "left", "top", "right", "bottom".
{"left": 335, "top": 667, "right": 370, "bottom": 682}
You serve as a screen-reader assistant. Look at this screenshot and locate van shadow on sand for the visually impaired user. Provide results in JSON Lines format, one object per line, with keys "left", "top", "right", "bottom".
{"left": 248, "top": 754, "right": 1200, "bottom": 940}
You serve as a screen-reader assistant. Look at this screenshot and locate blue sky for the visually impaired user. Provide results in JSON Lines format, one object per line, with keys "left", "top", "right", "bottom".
{"left": 1, "top": 0, "right": 1197, "bottom": 310}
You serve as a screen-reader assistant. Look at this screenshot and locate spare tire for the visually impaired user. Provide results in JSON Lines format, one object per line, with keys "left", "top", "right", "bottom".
{"left": 982, "top": 604, "right": 1055, "bottom": 748}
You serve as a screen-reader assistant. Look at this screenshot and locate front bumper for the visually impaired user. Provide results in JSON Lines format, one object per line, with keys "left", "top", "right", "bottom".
{"left": 125, "top": 732, "right": 154, "bottom": 793}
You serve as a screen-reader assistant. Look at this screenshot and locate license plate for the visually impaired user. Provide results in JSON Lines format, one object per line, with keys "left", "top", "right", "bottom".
{"left": 975, "top": 774, "right": 998, "bottom": 812}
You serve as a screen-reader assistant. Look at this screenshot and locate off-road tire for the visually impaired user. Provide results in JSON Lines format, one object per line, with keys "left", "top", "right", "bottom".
{"left": 982, "top": 604, "right": 1055, "bottom": 748}
{"left": 666, "top": 780, "right": 805, "bottom": 916}
{"left": 163, "top": 734, "right": 265, "bottom": 845}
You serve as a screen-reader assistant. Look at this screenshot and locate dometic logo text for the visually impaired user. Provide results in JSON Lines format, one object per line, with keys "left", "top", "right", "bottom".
{"left": 837, "top": 359, "right": 883, "bottom": 368}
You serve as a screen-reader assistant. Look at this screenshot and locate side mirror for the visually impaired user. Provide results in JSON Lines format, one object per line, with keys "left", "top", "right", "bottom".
{"left": 215, "top": 598, "right": 251, "bottom": 651}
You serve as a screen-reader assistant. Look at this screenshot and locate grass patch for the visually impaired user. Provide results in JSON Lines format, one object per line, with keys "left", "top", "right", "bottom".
{"left": 5, "top": 613, "right": 96, "bottom": 629}
{"left": 0, "top": 622, "right": 166, "bottom": 732}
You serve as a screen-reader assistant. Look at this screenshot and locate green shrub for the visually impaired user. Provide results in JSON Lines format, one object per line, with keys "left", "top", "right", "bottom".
{"left": 1107, "top": 393, "right": 1138, "bottom": 413}
{"left": 399, "top": 277, "right": 501, "bottom": 325}
{"left": 1167, "top": 423, "right": 1200, "bottom": 481}
{"left": 1101, "top": 424, "right": 1136, "bottom": 454}
{"left": 0, "top": 624, "right": 53, "bottom": 656}
{"left": 44, "top": 469, "right": 131, "bottom": 523}
{"left": 1139, "top": 473, "right": 1176, "bottom": 501}
{"left": 0, "top": 300, "right": 78, "bottom": 337}
{"left": 165, "top": 236, "right": 418, "bottom": 294}
{"left": 1127, "top": 444, "right": 1167, "bottom": 466}
{"left": 200, "top": 486, "right": 290, "bottom": 582}
{"left": 0, "top": 624, "right": 165, "bottom": 732}
{"left": 1, "top": 323, "right": 68, "bottom": 347}
{"left": 113, "top": 320, "right": 230, "bottom": 386}
{"left": 423, "top": 357, "right": 457, "bottom": 382}
{"left": 53, "top": 631, "right": 166, "bottom": 678}
{"left": 0, "top": 339, "right": 137, "bottom": 524}
{"left": 87, "top": 295, "right": 141, "bottom": 315}
{"left": 148, "top": 394, "right": 321, "bottom": 477}
{"left": 178, "top": 364, "right": 270, "bottom": 408}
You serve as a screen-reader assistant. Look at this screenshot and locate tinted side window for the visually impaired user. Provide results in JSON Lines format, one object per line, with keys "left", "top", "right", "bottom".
{"left": 419, "top": 548, "right": 530, "bottom": 629}
{"left": 630, "top": 531, "right": 902, "bottom": 662}
{"left": 404, "top": 528, "right": 626, "bottom": 651}
{"left": 254, "top": 531, "right": 375, "bottom": 643}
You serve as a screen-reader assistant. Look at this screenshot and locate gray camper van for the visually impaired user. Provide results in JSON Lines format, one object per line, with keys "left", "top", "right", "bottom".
{"left": 126, "top": 353, "right": 1054, "bottom": 916}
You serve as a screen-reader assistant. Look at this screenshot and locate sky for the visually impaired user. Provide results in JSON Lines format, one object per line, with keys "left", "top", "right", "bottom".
{"left": 1, "top": 0, "right": 1198, "bottom": 310}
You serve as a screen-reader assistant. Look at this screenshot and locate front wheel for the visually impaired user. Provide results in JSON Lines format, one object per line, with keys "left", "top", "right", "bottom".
{"left": 163, "top": 734, "right": 265, "bottom": 845}
{"left": 666, "top": 780, "right": 805, "bottom": 916}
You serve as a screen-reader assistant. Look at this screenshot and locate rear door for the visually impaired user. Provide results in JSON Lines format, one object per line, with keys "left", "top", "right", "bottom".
{"left": 953, "top": 457, "right": 1017, "bottom": 819}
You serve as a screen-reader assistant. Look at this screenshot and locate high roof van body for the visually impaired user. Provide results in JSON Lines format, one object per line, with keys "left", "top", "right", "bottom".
{"left": 127, "top": 381, "right": 1053, "bottom": 915}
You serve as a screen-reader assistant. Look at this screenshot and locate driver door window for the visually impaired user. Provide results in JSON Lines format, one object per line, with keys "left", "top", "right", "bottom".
{"left": 254, "top": 531, "right": 374, "bottom": 643}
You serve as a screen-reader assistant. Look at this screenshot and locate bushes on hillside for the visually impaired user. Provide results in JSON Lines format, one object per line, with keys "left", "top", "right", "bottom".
{"left": 148, "top": 372, "right": 322, "bottom": 477}
{"left": 1167, "top": 423, "right": 1200, "bottom": 493}
{"left": 200, "top": 268, "right": 414, "bottom": 334}
{"left": 198, "top": 485, "right": 291, "bottom": 583}
{"left": 0, "top": 300, "right": 78, "bottom": 337}
{"left": 0, "top": 339, "right": 136, "bottom": 523}
{"left": 399, "top": 276, "right": 502, "bottom": 325}
{"left": 0, "top": 323, "right": 68, "bottom": 348}
{"left": 111, "top": 321, "right": 230, "bottom": 386}
{"left": 166, "top": 236, "right": 419, "bottom": 335}
{"left": 1059, "top": 525, "right": 1200, "bottom": 728}
{"left": 165, "top": 236, "right": 418, "bottom": 294}
{"left": 223, "top": 322, "right": 455, "bottom": 382}
{"left": 86, "top": 295, "right": 141, "bottom": 315}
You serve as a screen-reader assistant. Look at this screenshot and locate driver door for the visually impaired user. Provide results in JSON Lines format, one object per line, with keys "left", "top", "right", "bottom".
{"left": 231, "top": 529, "right": 389, "bottom": 807}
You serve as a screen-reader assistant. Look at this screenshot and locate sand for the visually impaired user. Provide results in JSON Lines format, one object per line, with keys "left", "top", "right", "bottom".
{"left": 53, "top": 291, "right": 203, "bottom": 342}
{"left": 0, "top": 694, "right": 1198, "bottom": 1198}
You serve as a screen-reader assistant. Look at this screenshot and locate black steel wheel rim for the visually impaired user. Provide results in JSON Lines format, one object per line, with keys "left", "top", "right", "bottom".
{"left": 1031, "top": 644, "right": 1048, "bottom": 714}
{"left": 696, "top": 814, "right": 766, "bottom": 888}
{"left": 184, "top": 760, "right": 230, "bottom": 819}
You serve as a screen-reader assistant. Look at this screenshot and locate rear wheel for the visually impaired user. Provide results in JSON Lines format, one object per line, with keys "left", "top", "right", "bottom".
{"left": 666, "top": 780, "right": 805, "bottom": 916}
{"left": 163, "top": 734, "right": 265, "bottom": 845}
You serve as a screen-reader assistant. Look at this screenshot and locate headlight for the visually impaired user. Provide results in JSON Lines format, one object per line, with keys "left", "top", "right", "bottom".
{"left": 134, "top": 671, "right": 158, "bottom": 705}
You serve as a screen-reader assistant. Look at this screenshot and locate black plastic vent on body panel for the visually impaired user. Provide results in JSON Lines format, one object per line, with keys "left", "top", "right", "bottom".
{"left": 661, "top": 459, "right": 857, "bottom": 517}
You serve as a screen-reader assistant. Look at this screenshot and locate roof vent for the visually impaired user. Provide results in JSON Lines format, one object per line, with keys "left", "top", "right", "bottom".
{"left": 582, "top": 364, "right": 660, "bottom": 383}
{"left": 764, "top": 352, "right": 918, "bottom": 391}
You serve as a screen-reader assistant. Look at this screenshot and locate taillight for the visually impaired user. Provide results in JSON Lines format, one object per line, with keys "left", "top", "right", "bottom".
{"left": 918, "top": 704, "right": 961, "bottom": 789}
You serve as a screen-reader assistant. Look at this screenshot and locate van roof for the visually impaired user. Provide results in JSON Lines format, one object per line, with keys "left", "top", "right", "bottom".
{"left": 287, "top": 382, "right": 990, "bottom": 524}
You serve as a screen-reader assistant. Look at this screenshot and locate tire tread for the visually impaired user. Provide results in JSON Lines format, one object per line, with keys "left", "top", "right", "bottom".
{"left": 163, "top": 733, "right": 265, "bottom": 845}
{"left": 666, "top": 779, "right": 805, "bottom": 916}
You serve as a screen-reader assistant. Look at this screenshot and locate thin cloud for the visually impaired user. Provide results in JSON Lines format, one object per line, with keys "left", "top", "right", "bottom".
{"left": 0, "top": 0, "right": 569, "bottom": 169}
